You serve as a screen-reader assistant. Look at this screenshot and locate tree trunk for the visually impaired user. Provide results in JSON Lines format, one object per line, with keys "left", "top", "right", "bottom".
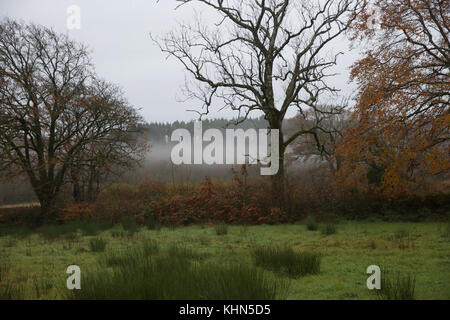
{"left": 87, "top": 165, "right": 98, "bottom": 202}
{"left": 72, "top": 179, "right": 81, "bottom": 202}
{"left": 38, "top": 194, "right": 56, "bottom": 223}
{"left": 268, "top": 116, "right": 286, "bottom": 208}
{"left": 71, "top": 166, "right": 83, "bottom": 202}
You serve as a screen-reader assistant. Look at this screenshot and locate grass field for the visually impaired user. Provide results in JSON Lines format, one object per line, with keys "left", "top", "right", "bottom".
{"left": 0, "top": 221, "right": 449, "bottom": 299}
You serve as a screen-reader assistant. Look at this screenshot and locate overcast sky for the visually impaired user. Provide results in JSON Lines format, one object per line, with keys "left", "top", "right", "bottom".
{"left": 1, "top": 0, "right": 361, "bottom": 123}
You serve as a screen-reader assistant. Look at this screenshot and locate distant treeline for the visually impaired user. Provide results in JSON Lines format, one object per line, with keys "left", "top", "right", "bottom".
{"left": 142, "top": 117, "right": 270, "bottom": 144}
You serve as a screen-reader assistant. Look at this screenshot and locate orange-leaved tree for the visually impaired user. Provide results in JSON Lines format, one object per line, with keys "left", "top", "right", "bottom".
{"left": 337, "top": 0, "right": 449, "bottom": 197}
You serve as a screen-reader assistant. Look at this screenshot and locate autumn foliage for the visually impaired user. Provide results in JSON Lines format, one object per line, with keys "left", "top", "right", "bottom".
{"left": 53, "top": 166, "right": 290, "bottom": 226}
{"left": 337, "top": 0, "right": 449, "bottom": 197}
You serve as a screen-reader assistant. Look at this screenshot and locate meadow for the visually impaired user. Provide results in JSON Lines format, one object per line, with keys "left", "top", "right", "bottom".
{"left": 0, "top": 220, "right": 449, "bottom": 300}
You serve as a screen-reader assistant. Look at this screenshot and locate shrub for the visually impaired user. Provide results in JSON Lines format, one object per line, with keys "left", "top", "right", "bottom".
{"left": 89, "top": 237, "right": 107, "bottom": 252}
{"left": 320, "top": 223, "right": 337, "bottom": 235}
{"left": 214, "top": 223, "right": 228, "bottom": 236}
{"left": 251, "top": 245, "right": 321, "bottom": 278}
{"left": 94, "top": 184, "right": 142, "bottom": 224}
{"left": 305, "top": 216, "right": 318, "bottom": 231}
{"left": 377, "top": 269, "right": 416, "bottom": 300}
{"left": 57, "top": 203, "right": 93, "bottom": 222}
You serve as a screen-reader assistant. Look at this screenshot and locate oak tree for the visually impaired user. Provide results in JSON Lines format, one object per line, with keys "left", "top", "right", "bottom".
{"left": 154, "top": 0, "right": 362, "bottom": 205}
{"left": 0, "top": 20, "right": 146, "bottom": 219}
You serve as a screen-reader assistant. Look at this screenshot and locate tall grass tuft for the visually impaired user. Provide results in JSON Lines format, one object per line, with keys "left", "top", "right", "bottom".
{"left": 0, "top": 260, "right": 10, "bottom": 283}
{"left": 305, "top": 216, "right": 318, "bottom": 231}
{"left": 214, "top": 223, "right": 228, "bottom": 236}
{"left": 377, "top": 268, "right": 416, "bottom": 300}
{"left": 146, "top": 215, "right": 161, "bottom": 231}
{"left": 193, "top": 263, "right": 290, "bottom": 300}
{"left": 391, "top": 228, "right": 415, "bottom": 249}
{"left": 121, "top": 219, "right": 140, "bottom": 237}
{"left": 68, "top": 245, "right": 289, "bottom": 300}
{"left": 320, "top": 223, "right": 337, "bottom": 235}
{"left": 0, "top": 282, "right": 24, "bottom": 300}
{"left": 89, "top": 237, "right": 107, "bottom": 252}
{"left": 394, "top": 228, "right": 410, "bottom": 239}
{"left": 99, "top": 241, "right": 159, "bottom": 268}
{"left": 442, "top": 220, "right": 450, "bottom": 239}
{"left": 251, "top": 245, "right": 321, "bottom": 278}
{"left": 167, "top": 244, "right": 202, "bottom": 260}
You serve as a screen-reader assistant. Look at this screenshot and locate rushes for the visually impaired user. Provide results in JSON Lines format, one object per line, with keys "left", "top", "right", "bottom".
{"left": 99, "top": 241, "right": 159, "bottom": 268}
{"left": 89, "top": 237, "right": 107, "bottom": 252}
{"left": 193, "top": 263, "right": 290, "bottom": 300}
{"left": 305, "top": 216, "right": 318, "bottom": 231}
{"left": 214, "top": 223, "right": 228, "bottom": 236}
{"left": 0, "top": 260, "right": 10, "bottom": 283}
{"left": 320, "top": 223, "right": 337, "bottom": 235}
{"left": 251, "top": 245, "right": 321, "bottom": 278}
{"left": 392, "top": 228, "right": 415, "bottom": 250}
{"left": 69, "top": 244, "right": 288, "bottom": 300}
{"left": 377, "top": 268, "right": 416, "bottom": 300}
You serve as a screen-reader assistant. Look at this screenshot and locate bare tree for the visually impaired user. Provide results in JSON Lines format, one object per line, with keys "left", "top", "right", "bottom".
{"left": 285, "top": 105, "right": 351, "bottom": 174}
{"left": 69, "top": 79, "right": 149, "bottom": 202}
{"left": 0, "top": 19, "right": 146, "bottom": 220}
{"left": 154, "top": 0, "right": 362, "bottom": 205}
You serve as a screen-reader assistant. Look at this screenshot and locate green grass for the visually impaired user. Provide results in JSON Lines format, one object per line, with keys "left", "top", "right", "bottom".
{"left": 0, "top": 221, "right": 448, "bottom": 299}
